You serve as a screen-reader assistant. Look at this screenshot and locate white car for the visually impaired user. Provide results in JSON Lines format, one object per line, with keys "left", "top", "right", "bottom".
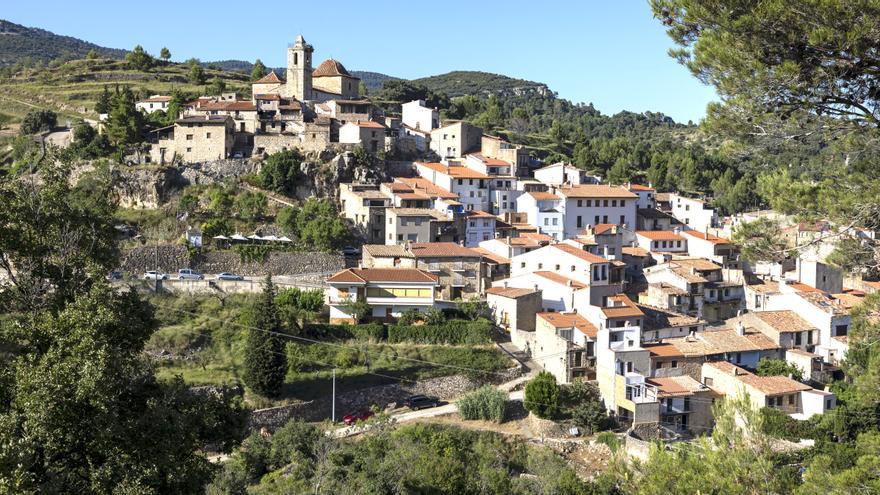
{"left": 143, "top": 270, "right": 168, "bottom": 281}
{"left": 216, "top": 272, "right": 243, "bottom": 281}
{"left": 177, "top": 268, "right": 204, "bottom": 280}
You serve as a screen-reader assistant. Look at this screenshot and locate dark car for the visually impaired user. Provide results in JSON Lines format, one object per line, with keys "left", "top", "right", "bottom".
{"left": 403, "top": 395, "right": 440, "bottom": 411}
{"left": 342, "top": 410, "right": 374, "bottom": 426}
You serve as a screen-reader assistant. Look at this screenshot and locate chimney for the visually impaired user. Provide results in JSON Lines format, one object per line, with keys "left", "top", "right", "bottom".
{"left": 736, "top": 321, "right": 745, "bottom": 336}
{"left": 673, "top": 226, "right": 682, "bottom": 235}
{"left": 503, "top": 280, "right": 508, "bottom": 288}
{"left": 534, "top": 284, "right": 539, "bottom": 292}
{"left": 731, "top": 367, "right": 740, "bottom": 376}
{"left": 567, "top": 280, "right": 573, "bottom": 287}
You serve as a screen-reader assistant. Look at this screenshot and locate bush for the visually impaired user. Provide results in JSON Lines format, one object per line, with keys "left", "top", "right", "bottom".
{"left": 756, "top": 358, "right": 804, "bottom": 381}
{"left": 761, "top": 407, "right": 816, "bottom": 441}
{"left": 560, "top": 380, "right": 613, "bottom": 434}
{"left": 524, "top": 371, "right": 559, "bottom": 419}
{"left": 387, "top": 319, "right": 492, "bottom": 345}
{"left": 398, "top": 308, "right": 423, "bottom": 325}
{"left": 19, "top": 109, "right": 57, "bottom": 135}
{"left": 595, "top": 431, "right": 621, "bottom": 452}
{"left": 458, "top": 385, "right": 508, "bottom": 422}
{"left": 302, "top": 323, "right": 386, "bottom": 342}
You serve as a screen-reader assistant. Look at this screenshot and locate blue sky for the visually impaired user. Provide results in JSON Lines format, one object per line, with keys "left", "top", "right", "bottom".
{"left": 5, "top": 0, "right": 717, "bottom": 123}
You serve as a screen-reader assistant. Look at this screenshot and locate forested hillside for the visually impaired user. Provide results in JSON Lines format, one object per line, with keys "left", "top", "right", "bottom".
{"left": 0, "top": 19, "right": 126, "bottom": 66}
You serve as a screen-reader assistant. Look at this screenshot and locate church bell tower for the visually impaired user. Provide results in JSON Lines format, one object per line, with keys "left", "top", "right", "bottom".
{"left": 286, "top": 34, "right": 313, "bottom": 101}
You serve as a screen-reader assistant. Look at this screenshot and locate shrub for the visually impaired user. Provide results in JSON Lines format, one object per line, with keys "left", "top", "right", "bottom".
{"left": 387, "top": 319, "right": 493, "bottom": 345}
{"left": 595, "top": 431, "right": 621, "bottom": 452}
{"left": 398, "top": 308, "right": 423, "bottom": 325}
{"left": 756, "top": 358, "right": 804, "bottom": 381}
{"left": 458, "top": 385, "right": 508, "bottom": 423}
{"left": 19, "top": 109, "right": 57, "bottom": 135}
{"left": 761, "top": 407, "right": 816, "bottom": 441}
{"left": 524, "top": 371, "right": 559, "bottom": 419}
{"left": 302, "top": 323, "right": 386, "bottom": 342}
{"left": 560, "top": 380, "right": 612, "bottom": 434}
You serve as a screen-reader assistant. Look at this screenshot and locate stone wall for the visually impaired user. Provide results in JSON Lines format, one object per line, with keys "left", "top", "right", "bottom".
{"left": 120, "top": 245, "right": 344, "bottom": 277}
{"left": 247, "top": 367, "right": 522, "bottom": 432}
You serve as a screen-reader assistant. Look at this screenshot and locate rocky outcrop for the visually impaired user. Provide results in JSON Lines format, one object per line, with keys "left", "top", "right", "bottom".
{"left": 113, "top": 166, "right": 185, "bottom": 209}
{"left": 120, "top": 245, "right": 344, "bottom": 276}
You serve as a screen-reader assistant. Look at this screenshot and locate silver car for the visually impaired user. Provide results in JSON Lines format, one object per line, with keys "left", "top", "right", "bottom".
{"left": 216, "top": 272, "right": 243, "bottom": 281}
{"left": 177, "top": 268, "right": 204, "bottom": 280}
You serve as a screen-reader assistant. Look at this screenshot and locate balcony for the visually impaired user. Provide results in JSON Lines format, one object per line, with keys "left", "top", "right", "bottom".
{"left": 450, "top": 261, "right": 467, "bottom": 272}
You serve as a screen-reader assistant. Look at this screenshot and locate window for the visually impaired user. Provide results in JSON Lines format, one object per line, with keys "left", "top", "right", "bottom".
{"left": 457, "top": 179, "right": 463, "bottom": 185}
{"left": 576, "top": 216, "right": 582, "bottom": 228}
{"left": 704, "top": 377, "right": 713, "bottom": 386}
{"left": 676, "top": 240, "right": 682, "bottom": 248}
{"left": 788, "top": 395, "right": 795, "bottom": 405}
{"left": 603, "top": 200, "right": 609, "bottom": 207}
{"left": 544, "top": 218, "right": 549, "bottom": 226}
{"left": 186, "top": 147, "right": 192, "bottom": 153}
{"left": 795, "top": 332, "right": 802, "bottom": 345}
{"left": 206, "top": 132, "right": 211, "bottom": 138}
{"left": 538, "top": 263, "right": 543, "bottom": 269}
{"left": 570, "top": 265, "right": 576, "bottom": 272}
{"left": 186, "top": 134, "right": 193, "bottom": 140}
{"left": 620, "top": 215, "right": 625, "bottom": 225}
{"left": 594, "top": 215, "right": 600, "bottom": 225}
{"left": 836, "top": 324, "right": 848, "bottom": 336}
{"left": 586, "top": 200, "right": 592, "bottom": 207}
{"left": 577, "top": 200, "right": 583, "bottom": 207}
{"left": 397, "top": 234, "right": 403, "bottom": 241}
{"left": 655, "top": 362, "right": 664, "bottom": 369}
{"left": 612, "top": 200, "right": 617, "bottom": 207}
{"left": 520, "top": 262, "right": 526, "bottom": 268}
{"left": 555, "top": 264, "right": 560, "bottom": 271}
{"left": 388, "top": 217, "right": 393, "bottom": 224}
{"left": 620, "top": 200, "right": 626, "bottom": 207}
{"left": 469, "top": 179, "right": 474, "bottom": 186}
{"left": 671, "top": 360, "right": 678, "bottom": 368}
{"left": 626, "top": 362, "right": 633, "bottom": 373}
{"left": 552, "top": 218, "right": 558, "bottom": 226}
{"left": 735, "top": 352, "right": 742, "bottom": 363}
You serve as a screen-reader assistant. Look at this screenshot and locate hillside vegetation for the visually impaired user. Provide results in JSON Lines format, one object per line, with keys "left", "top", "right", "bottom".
{"left": 0, "top": 19, "right": 126, "bottom": 66}
{"left": 414, "top": 70, "right": 549, "bottom": 98}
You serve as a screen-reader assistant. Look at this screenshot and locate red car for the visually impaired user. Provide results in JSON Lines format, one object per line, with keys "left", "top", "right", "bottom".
{"left": 343, "top": 410, "right": 374, "bottom": 426}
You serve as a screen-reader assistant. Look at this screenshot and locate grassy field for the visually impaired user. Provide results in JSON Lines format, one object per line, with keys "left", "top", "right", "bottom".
{"left": 0, "top": 58, "right": 251, "bottom": 122}
{"left": 146, "top": 294, "right": 511, "bottom": 404}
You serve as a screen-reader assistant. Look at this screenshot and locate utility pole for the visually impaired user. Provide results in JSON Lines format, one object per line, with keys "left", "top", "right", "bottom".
{"left": 332, "top": 368, "right": 336, "bottom": 423}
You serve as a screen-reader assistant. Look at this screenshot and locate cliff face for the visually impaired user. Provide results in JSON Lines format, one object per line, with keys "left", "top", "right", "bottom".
{"left": 109, "top": 151, "right": 385, "bottom": 208}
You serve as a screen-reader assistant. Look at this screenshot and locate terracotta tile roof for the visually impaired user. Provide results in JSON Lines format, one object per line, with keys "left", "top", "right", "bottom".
{"left": 636, "top": 230, "right": 685, "bottom": 241}
{"left": 557, "top": 184, "right": 638, "bottom": 199}
{"left": 393, "top": 177, "right": 459, "bottom": 200}
{"left": 672, "top": 258, "right": 723, "bottom": 271}
{"left": 644, "top": 343, "right": 685, "bottom": 358}
{"left": 313, "top": 59, "right": 355, "bottom": 78}
{"left": 627, "top": 183, "right": 656, "bottom": 192}
{"left": 738, "top": 373, "right": 812, "bottom": 396}
{"left": 351, "top": 120, "right": 385, "bottom": 129}
{"left": 486, "top": 286, "right": 538, "bottom": 298}
{"left": 526, "top": 191, "right": 562, "bottom": 201}
{"left": 789, "top": 282, "right": 825, "bottom": 293}
{"left": 327, "top": 268, "right": 438, "bottom": 284}
{"left": 177, "top": 116, "right": 230, "bottom": 125}
{"left": 533, "top": 271, "right": 588, "bottom": 289}
{"left": 387, "top": 208, "right": 448, "bottom": 219}
{"left": 638, "top": 304, "right": 703, "bottom": 330}
{"left": 681, "top": 230, "right": 731, "bottom": 245}
{"left": 753, "top": 310, "right": 817, "bottom": 333}
{"left": 253, "top": 71, "right": 285, "bottom": 84}
{"left": 197, "top": 101, "right": 257, "bottom": 111}
{"left": 638, "top": 208, "right": 678, "bottom": 220}
{"left": 797, "top": 290, "right": 848, "bottom": 315}
{"left": 466, "top": 210, "right": 496, "bottom": 218}
{"left": 521, "top": 232, "right": 554, "bottom": 242}
{"left": 468, "top": 153, "right": 510, "bottom": 166}
{"left": 647, "top": 376, "right": 706, "bottom": 397}
{"left": 255, "top": 93, "right": 282, "bottom": 101}
{"left": 650, "top": 283, "right": 688, "bottom": 295}
{"left": 623, "top": 246, "right": 650, "bottom": 257}
{"left": 141, "top": 95, "right": 172, "bottom": 103}
{"left": 602, "top": 295, "right": 644, "bottom": 318}
{"left": 472, "top": 247, "right": 510, "bottom": 265}
{"left": 409, "top": 242, "right": 481, "bottom": 259}
{"left": 697, "top": 327, "right": 779, "bottom": 352}
{"left": 394, "top": 192, "right": 431, "bottom": 200}
{"left": 362, "top": 244, "right": 414, "bottom": 258}
{"left": 593, "top": 224, "right": 617, "bottom": 235}
{"left": 747, "top": 279, "right": 780, "bottom": 294}
{"left": 418, "top": 162, "right": 489, "bottom": 179}
{"left": 551, "top": 243, "right": 608, "bottom": 264}
{"left": 537, "top": 312, "right": 598, "bottom": 339}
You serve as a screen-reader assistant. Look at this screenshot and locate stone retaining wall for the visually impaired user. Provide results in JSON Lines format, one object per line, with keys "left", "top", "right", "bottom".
{"left": 120, "top": 245, "right": 344, "bottom": 277}
{"left": 247, "top": 366, "right": 522, "bottom": 432}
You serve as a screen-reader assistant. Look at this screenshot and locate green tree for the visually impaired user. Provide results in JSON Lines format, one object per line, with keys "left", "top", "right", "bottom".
{"left": 652, "top": 0, "right": 880, "bottom": 271}
{"left": 188, "top": 62, "right": 206, "bottom": 85}
{"left": 606, "top": 156, "right": 635, "bottom": 184}
{"left": 208, "top": 76, "right": 226, "bottom": 95}
{"left": 85, "top": 49, "right": 98, "bottom": 60}
{"left": 250, "top": 59, "right": 267, "bottom": 81}
{"left": 243, "top": 276, "right": 287, "bottom": 397}
{"left": 105, "top": 86, "right": 143, "bottom": 151}
{"left": 612, "top": 394, "right": 798, "bottom": 494}
{"left": 756, "top": 358, "right": 804, "bottom": 381}
{"left": 19, "top": 109, "right": 57, "bottom": 135}
{"left": 524, "top": 371, "right": 559, "bottom": 419}
{"left": 234, "top": 191, "right": 267, "bottom": 223}
{"left": 125, "top": 44, "right": 154, "bottom": 70}
{"left": 94, "top": 85, "right": 113, "bottom": 114}
{"left": 342, "top": 300, "right": 372, "bottom": 324}
{"left": 286, "top": 198, "right": 351, "bottom": 252}
{"left": 160, "top": 46, "right": 171, "bottom": 63}
{"left": 732, "top": 217, "right": 789, "bottom": 264}
{"left": 458, "top": 298, "right": 489, "bottom": 320}
{"left": 260, "top": 149, "right": 303, "bottom": 196}
{"left": 201, "top": 217, "right": 232, "bottom": 238}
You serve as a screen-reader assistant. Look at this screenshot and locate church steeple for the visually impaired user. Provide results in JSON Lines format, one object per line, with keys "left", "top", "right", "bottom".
{"left": 286, "top": 35, "right": 313, "bottom": 100}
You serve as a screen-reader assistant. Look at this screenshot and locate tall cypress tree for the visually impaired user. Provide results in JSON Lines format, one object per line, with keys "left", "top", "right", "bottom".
{"left": 243, "top": 275, "right": 287, "bottom": 397}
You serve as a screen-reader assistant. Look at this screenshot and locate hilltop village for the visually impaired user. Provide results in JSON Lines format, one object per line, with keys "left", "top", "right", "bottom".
{"left": 121, "top": 35, "right": 877, "bottom": 439}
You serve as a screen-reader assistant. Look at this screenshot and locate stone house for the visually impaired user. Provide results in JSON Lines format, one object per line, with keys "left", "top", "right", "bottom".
{"left": 480, "top": 135, "right": 528, "bottom": 177}
{"left": 384, "top": 208, "right": 451, "bottom": 244}
{"left": 339, "top": 183, "right": 391, "bottom": 244}
{"left": 645, "top": 376, "right": 715, "bottom": 434}
{"left": 485, "top": 286, "right": 542, "bottom": 332}
{"left": 534, "top": 312, "right": 598, "bottom": 383}
{"left": 150, "top": 116, "right": 234, "bottom": 164}
{"left": 312, "top": 59, "right": 360, "bottom": 100}
{"left": 726, "top": 310, "right": 819, "bottom": 353}
{"left": 430, "top": 121, "right": 482, "bottom": 159}
{"left": 339, "top": 120, "right": 386, "bottom": 153}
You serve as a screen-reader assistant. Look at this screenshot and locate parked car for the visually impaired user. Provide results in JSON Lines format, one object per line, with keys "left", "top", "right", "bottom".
{"left": 232, "top": 151, "right": 244, "bottom": 159}
{"left": 216, "top": 272, "right": 244, "bottom": 281}
{"left": 177, "top": 268, "right": 204, "bottom": 280}
{"left": 341, "top": 246, "right": 361, "bottom": 257}
{"left": 143, "top": 270, "right": 168, "bottom": 281}
{"left": 403, "top": 395, "right": 440, "bottom": 411}
{"left": 106, "top": 270, "right": 123, "bottom": 281}
{"left": 342, "top": 410, "right": 374, "bottom": 426}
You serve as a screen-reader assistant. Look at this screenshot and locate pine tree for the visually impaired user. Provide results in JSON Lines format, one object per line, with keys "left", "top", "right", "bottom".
{"left": 94, "top": 85, "right": 113, "bottom": 114}
{"left": 105, "top": 86, "right": 143, "bottom": 151}
{"left": 250, "top": 59, "right": 267, "bottom": 81}
{"left": 160, "top": 47, "right": 171, "bottom": 63}
{"left": 243, "top": 275, "right": 287, "bottom": 397}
